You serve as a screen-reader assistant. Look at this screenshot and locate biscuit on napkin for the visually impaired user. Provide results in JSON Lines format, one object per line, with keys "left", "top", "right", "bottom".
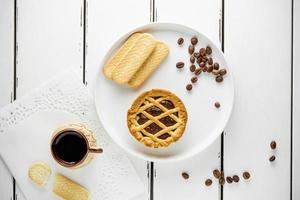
{"left": 28, "top": 162, "right": 51, "bottom": 187}
{"left": 53, "top": 173, "right": 89, "bottom": 200}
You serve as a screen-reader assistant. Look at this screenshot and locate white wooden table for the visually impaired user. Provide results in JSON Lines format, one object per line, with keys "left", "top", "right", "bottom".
{"left": 0, "top": 0, "right": 299, "bottom": 199}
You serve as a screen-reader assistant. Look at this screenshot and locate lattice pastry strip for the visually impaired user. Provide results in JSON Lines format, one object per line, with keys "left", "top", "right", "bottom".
{"left": 135, "top": 108, "right": 179, "bottom": 131}
{"left": 141, "top": 111, "right": 179, "bottom": 137}
{"left": 145, "top": 97, "right": 182, "bottom": 123}
{"left": 141, "top": 110, "right": 179, "bottom": 130}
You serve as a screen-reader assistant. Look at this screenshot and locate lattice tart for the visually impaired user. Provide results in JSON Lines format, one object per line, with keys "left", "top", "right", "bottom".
{"left": 127, "top": 89, "right": 188, "bottom": 148}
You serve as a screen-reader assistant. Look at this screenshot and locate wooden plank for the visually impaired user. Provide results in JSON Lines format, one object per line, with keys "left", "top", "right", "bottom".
{"left": 293, "top": 0, "right": 299, "bottom": 199}
{"left": 0, "top": 0, "right": 15, "bottom": 199}
{"left": 84, "top": 0, "right": 150, "bottom": 199}
{"left": 223, "top": 0, "right": 292, "bottom": 199}
{"left": 84, "top": 0, "right": 150, "bottom": 89}
{"left": 15, "top": 0, "right": 84, "bottom": 199}
{"left": 16, "top": 0, "right": 83, "bottom": 97}
{"left": 15, "top": 186, "right": 25, "bottom": 200}
{"left": 0, "top": 158, "right": 13, "bottom": 200}
{"left": 153, "top": 0, "right": 221, "bottom": 199}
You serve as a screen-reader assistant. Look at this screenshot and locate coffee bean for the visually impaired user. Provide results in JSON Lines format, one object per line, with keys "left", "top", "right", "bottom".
{"left": 195, "top": 68, "right": 202, "bottom": 75}
{"left": 203, "top": 66, "right": 208, "bottom": 72}
{"left": 200, "top": 48, "right": 206, "bottom": 56}
{"left": 214, "top": 102, "right": 221, "bottom": 108}
{"left": 232, "top": 175, "right": 239, "bottom": 183}
{"left": 191, "top": 76, "right": 198, "bottom": 83}
{"left": 212, "top": 70, "right": 220, "bottom": 75}
{"left": 213, "top": 169, "right": 221, "bottom": 179}
{"left": 270, "top": 141, "right": 277, "bottom": 149}
{"left": 193, "top": 52, "right": 200, "bottom": 58}
{"left": 191, "top": 36, "right": 198, "bottom": 45}
{"left": 190, "top": 56, "right": 195, "bottom": 63}
{"left": 176, "top": 62, "right": 185, "bottom": 69}
{"left": 207, "top": 66, "right": 213, "bottom": 73}
{"left": 242, "top": 172, "right": 251, "bottom": 180}
{"left": 216, "top": 76, "right": 223, "bottom": 82}
{"left": 182, "top": 172, "right": 189, "bottom": 179}
{"left": 206, "top": 46, "right": 212, "bottom": 55}
{"left": 188, "top": 45, "right": 195, "bottom": 54}
{"left": 199, "top": 62, "right": 205, "bottom": 68}
{"left": 190, "top": 64, "right": 196, "bottom": 72}
{"left": 219, "top": 177, "right": 225, "bottom": 185}
{"left": 213, "top": 62, "right": 220, "bottom": 70}
{"left": 186, "top": 84, "right": 193, "bottom": 91}
{"left": 269, "top": 155, "right": 276, "bottom": 162}
{"left": 177, "top": 37, "right": 184, "bottom": 45}
{"left": 196, "top": 58, "right": 201, "bottom": 64}
{"left": 226, "top": 176, "right": 233, "bottom": 184}
{"left": 219, "top": 69, "right": 227, "bottom": 75}
{"left": 205, "top": 179, "right": 212, "bottom": 186}
{"left": 208, "top": 57, "right": 213, "bottom": 65}
{"left": 201, "top": 56, "right": 208, "bottom": 63}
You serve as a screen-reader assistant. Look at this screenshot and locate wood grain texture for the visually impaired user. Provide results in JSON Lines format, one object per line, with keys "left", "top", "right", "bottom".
{"left": 14, "top": 0, "right": 84, "bottom": 199}
{"left": 15, "top": 186, "right": 25, "bottom": 200}
{"left": 223, "top": 0, "right": 292, "bottom": 199}
{"left": 0, "top": 0, "right": 15, "bottom": 199}
{"left": 84, "top": 0, "right": 150, "bottom": 199}
{"left": 293, "top": 0, "right": 299, "bottom": 199}
{"left": 0, "top": 158, "right": 13, "bottom": 200}
{"left": 0, "top": 0, "right": 295, "bottom": 199}
{"left": 16, "top": 0, "right": 83, "bottom": 97}
{"left": 153, "top": 0, "right": 221, "bottom": 199}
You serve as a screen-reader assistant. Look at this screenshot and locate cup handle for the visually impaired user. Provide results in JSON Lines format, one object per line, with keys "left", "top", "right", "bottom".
{"left": 89, "top": 147, "right": 103, "bottom": 153}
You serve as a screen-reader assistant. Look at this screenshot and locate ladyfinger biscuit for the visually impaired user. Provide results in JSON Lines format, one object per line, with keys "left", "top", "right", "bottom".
{"left": 128, "top": 41, "right": 169, "bottom": 88}
{"left": 112, "top": 33, "right": 156, "bottom": 84}
{"left": 53, "top": 174, "right": 89, "bottom": 200}
{"left": 103, "top": 33, "right": 142, "bottom": 79}
{"left": 28, "top": 162, "right": 51, "bottom": 187}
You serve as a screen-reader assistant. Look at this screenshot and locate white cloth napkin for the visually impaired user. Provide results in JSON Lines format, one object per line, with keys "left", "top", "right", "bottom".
{"left": 0, "top": 70, "right": 144, "bottom": 200}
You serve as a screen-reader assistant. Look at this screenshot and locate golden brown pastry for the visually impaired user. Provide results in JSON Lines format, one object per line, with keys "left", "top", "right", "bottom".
{"left": 28, "top": 162, "right": 51, "bottom": 187}
{"left": 128, "top": 41, "right": 169, "bottom": 88}
{"left": 108, "top": 33, "right": 156, "bottom": 84}
{"left": 52, "top": 173, "right": 89, "bottom": 200}
{"left": 103, "top": 33, "right": 142, "bottom": 79}
{"left": 103, "top": 33, "right": 169, "bottom": 88}
{"left": 127, "top": 89, "right": 187, "bottom": 148}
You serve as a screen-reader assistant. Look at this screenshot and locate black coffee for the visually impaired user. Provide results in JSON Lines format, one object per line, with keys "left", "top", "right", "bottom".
{"left": 51, "top": 130, "right": 87, "bottom": 165}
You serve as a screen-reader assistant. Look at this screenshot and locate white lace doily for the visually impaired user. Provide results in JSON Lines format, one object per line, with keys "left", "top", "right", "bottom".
{"left": 0, "top": 70, "right": 144, "bottom": 200}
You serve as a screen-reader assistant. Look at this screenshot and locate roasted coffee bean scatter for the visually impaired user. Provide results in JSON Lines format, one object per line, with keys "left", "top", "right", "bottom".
{"left": 177, "top": 37, "right": 184, "bottom": 45}
{"left": 269, "top": 155, "right": 276, "bottom": 162}
{"left": 176, "top": 62, "right": 185, "bottom": 69}
{"left": 213, "top": 169, "right": 221, "bottom": 179}
{"left": 186, "top": 84, "right": 193, "bottom": 91}
{"left": 226, "top": 176, "right": 233, "bottom": 184}
{"left": 243, "top": 172, "right": 251, "bottom": 180}
{"left": 190, "top": 56, "right": 195, "bottom": 63}
{"left": 214, "top": 102, "right": 221, "bottom": 108}
{"left": 232, "top": 175, "right": 240, "bottom": 183}
{"left": 191, "top": 77, "right": 198, "bottom": 83}
{"left": 191, "top": 36, "right": 198, "bottom": 45}
{"left": 205, "top": 179, "right": 213, "bottom": 186}
{"left": 190, "top": 64, "right": 196, "bottom": 72}
{"left": 176, "top": 37, "right": 228, "bottom": 93}
{"left": 182, "top": 172, "right": 189, "bottom": 179}
{"left": 270, "top": 141, "right": 277, "bottom": 149}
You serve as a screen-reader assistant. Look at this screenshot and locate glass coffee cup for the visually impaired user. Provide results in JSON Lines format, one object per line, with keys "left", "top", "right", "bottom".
{"left": 50, "top": 123, "right": 103, "bottom": 169}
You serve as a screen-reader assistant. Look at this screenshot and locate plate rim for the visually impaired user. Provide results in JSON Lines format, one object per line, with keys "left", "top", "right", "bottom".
{"left": 94, "top": 22, "right": 235, "bottom": 162}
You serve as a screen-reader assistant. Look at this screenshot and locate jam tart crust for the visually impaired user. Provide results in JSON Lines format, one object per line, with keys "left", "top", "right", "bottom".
{"left": 127, "top": 89, "right": 188, "bottom": 148}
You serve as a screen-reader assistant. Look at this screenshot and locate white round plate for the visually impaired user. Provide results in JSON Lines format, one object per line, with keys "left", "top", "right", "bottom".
{"left": 95, "top": 23, "right": 234, "bottom": 162}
